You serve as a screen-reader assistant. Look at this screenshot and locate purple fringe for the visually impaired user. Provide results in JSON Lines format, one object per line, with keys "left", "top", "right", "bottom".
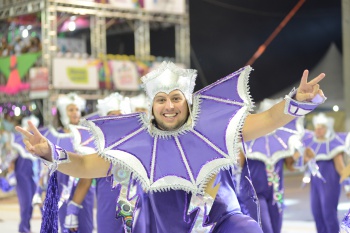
{"left": 40, "top": 171, "right": 59, "bottom": 233}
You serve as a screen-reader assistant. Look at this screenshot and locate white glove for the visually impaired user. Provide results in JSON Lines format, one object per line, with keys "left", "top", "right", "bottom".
{"left": 64, "top": 200, "right": 83, "bottom": 229}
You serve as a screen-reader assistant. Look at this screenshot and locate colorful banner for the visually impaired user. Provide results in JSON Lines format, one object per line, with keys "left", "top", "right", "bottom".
{"left": 110, "top": 60, "right": 140, "bottom": 91}
{"left": 143, "top": 0, "right": 185, "bottom": 14}
{"left": 29, "top": 67, "right": 49, "bottom": 99}
{"left": 0, "top": 53, "right": 40, "bottom": 95}
{"left": 53, "top": 58, "right": 99, "bottom": 90}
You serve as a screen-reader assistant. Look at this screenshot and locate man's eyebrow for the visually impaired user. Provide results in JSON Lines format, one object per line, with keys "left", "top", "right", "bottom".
{"left": 171, "top": 94, "right": 182, "bottom": 98}
{"left": 155, "top": 95, "right": 166, "bottom": 99}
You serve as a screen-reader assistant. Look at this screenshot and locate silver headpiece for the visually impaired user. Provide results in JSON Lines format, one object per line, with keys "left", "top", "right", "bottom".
{"left": 141, "top": 61, "right": 197, "bottom": 105}
{"left": 97, "top": 93, "right": 132, "bottom": 117}
{"left": 56, "top": 93, "right": 86, "bottom": 127}
{"left": 129, "top": 93, "right": 149, "bottom": 112}
{"left": 312, "top": 113, "right": 334, "bottom": 139}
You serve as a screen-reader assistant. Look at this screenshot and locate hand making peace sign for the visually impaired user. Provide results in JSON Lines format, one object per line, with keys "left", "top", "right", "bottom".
{"left": 295, "top": 70, "right": 325, "bottom": 102}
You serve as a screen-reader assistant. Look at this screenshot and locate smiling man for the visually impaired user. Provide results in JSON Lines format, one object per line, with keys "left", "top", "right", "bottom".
{"left": 16, "top": 61, "right": 325, "bottom": 233}
{"left": 153, "top": 90, "right": 189, "bottom": 131}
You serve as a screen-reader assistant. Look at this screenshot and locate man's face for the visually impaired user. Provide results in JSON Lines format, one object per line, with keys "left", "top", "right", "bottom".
{"left": 66, "top": 104, "right": 81, "bottom": 125}
{"left": 107, "top": 110, "right": 122, "bottom": 116}
{"left": 152, "top": 90, "right": 189, "bottom": 131}
{"left": 315, "top": 124, "right": 327, "bottom": 139}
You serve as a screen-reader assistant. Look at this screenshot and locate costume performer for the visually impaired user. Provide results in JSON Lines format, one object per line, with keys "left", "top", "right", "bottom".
{"left": 302, "top": 113, "right": 349, "bottom": 233}
{"left": 69, "top": 92, "right": 134, "bottom": 233}
{"left": 16, "top": 61, "right": 326, "bottom": 233}
{"left": 50, "top": 93, "right": 94, "bottom": 233}
{"left": 8, "top": 115, "right": 40, "bottom": 233}
{"left": 239, "top": 99, "right": 304, "bottom": 233}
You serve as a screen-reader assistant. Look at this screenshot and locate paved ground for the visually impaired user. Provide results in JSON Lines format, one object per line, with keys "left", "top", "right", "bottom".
{"left": 0, "top": 173, "right": 349, "bottom": 233}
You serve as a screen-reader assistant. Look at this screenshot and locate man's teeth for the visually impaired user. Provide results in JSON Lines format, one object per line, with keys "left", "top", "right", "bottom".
{"left": 164, "top": 113, "right": 177, "bottom": 117}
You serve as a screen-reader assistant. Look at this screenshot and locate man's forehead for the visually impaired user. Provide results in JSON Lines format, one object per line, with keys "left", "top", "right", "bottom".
{"left": 154, "top": 90, "right": 184, "bottom": 98}
{"left": 66, "top": 103, "right": 78, "bottom": 108}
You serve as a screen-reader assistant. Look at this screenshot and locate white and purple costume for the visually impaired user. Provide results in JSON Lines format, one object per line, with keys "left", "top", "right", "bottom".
{"left": 44, "top": 62, "right": 324, "bottom": 233}
{"left": 303, "top": 113, "right": 349, "bottom": 233}
{"left": 240, "top": 114, "right": 304, "bottom": 233}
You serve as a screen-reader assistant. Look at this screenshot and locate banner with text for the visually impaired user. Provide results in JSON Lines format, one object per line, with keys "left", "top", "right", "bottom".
{"left": 110, "top": 60, "right": 140, "bottom": 91}
{"left": 53, "top": 58, "right": 99, "bottom": 90}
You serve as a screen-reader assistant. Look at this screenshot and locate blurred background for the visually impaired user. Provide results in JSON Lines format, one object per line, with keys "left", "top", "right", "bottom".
{"left": 0, "top": 1, "right": 348, "bottom": 232}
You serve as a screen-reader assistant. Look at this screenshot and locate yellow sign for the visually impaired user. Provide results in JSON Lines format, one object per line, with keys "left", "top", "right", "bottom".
{"left": 66, "top": 67, "right": 88, "bottom": 84}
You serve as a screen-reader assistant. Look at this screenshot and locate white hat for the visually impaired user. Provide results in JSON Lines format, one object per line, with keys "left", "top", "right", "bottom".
{"left": 141, "top": 61, "right": 197, "bottom": 105}
{"left": 97, "top": 93, "right": 132, "bottom": 117}
{"left": 56, "top": 93, "right": 86, "bottom": 127}
{"left": 129, "top": 93, "right": 149, "bottom": 112}
{"left": 258, "top": 98, "right": 283, "bottom": 113}
{"left": 21, "top": 114, "right": 40, "bottom": 129}
{"left": 312, "top": 113, "right": 334, "bottom": 138}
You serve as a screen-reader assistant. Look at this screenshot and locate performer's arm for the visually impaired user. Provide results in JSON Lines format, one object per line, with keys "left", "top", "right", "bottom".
{"left": 284, "top": 156, "right": 296, "bottom": 171}
{"left": 15, "top": 122, "right": 110, "bottom": 178}
{"left": 341, "top": 163, "right": 350, "bottom": 183}
{"left": 243, "top": 70, "right": 325, "bottom": 141}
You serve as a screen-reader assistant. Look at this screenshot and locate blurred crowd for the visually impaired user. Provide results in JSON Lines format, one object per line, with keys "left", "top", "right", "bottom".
{"left": 0, "top": 36, "right": 41, "bottom": 57}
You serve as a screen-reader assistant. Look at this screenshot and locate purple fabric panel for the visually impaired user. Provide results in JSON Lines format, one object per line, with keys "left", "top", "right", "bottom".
{"left": 46, "top": 134, "right": 74, "bottom": 152}
{"left": 154, "top": 137, "right": 189, "bottom": 180}
{"left": 196, "top": 72, "right": 242, "bottom": 103}
{"left": 240, "top": 159, "right": 268, "bottom": 196}
{"left": 78, "top": 127, "right": 95, "bottom": 148}
{"left": 249, "top": 138, "right": 268, "bottom": 155}
{"left": 240, "top": 160, "right": 284, "bottom": 198}
{"left": 240, "top": 159, "right": 285, "bottom": 233}
{"left": 15, "top": 156, "right": 36, "bottom": 233}
{"left": 207, "top": 170, "right": 241, "bottom": 223}
{"left": 133, "top": 170, "right": 245, "bottom": 233}
{"left": 116, "top": 130, "right": 153, "bottom": 178}
{"left": 212, "top": 213, "right": 263, "bottom": 233}
{"left": 302, "top": 130, "right": 314, "bottom": 145}
{"left": 244, "top": 195, "right": 280, "bottom": 233}
{"left": 196, "top": 99, "right": 241, "bottom": 154}
{"left": 315, "top": 144, "right": 327, "bottom": 156}
{"left": 310, "top": 160, "right": 341, "bottom": 233}
{"left": 177, "top": 131, "right": 226, "bottom": 180}
{"left": 92, "top": 115, "right": 142, "bottom": 149}
{"left": 95, "top": 177, "right": 124, "bottom": 233}
{"left": 330, "top": 133, "right": 348, "bottom": 148}
{"left": 283, "top": 119, "right": 297, "bottom": 131}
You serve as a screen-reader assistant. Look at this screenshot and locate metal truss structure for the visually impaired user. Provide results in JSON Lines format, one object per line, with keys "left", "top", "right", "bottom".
{"left": 0, "top": 0, "right": 190, "bottom": 125}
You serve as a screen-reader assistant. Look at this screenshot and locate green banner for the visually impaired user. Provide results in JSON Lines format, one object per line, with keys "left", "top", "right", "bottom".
{"left": 0, "top": 52, "right": 41, "bottom": 79}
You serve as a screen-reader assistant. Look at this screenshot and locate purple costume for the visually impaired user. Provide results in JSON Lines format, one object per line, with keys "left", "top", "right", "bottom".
{"left": 11, "top": 132, "right": 37, "bottom": 233}
{"left": 303, "top": 130, "right": 349, "bottom": 233}
{"left": 41, "top": 126, "right": 94, "bottom": 233}
{"left": 133, "top": 169, "right": 262, "bottom": 233}
{"left": 240, "top": 118, "right": 303, "bottom": 233}
{"left": 95, "top": 177, "right": 124, "bottom": 232}
{"left": 83, "top": 65, "right": 264, "bottom": 232}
